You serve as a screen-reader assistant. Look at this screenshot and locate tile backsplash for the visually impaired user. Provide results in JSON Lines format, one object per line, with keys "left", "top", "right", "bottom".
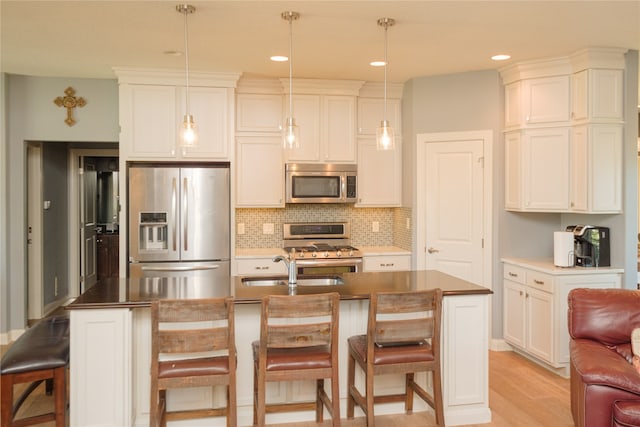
{"left": 235, "top": 205, "right": 412, "bottom": 250}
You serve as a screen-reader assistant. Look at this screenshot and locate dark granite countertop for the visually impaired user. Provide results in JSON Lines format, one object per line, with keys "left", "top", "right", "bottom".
{"left": 66, "top": 270, "right": 492, "bottom": 310}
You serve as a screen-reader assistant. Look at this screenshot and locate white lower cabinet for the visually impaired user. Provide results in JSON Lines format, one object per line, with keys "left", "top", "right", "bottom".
{"left": 502, "top": 260, "right": 621, "bottom": 376}
{"left": 363, "top": 254, "right": 411, "bottom": 272}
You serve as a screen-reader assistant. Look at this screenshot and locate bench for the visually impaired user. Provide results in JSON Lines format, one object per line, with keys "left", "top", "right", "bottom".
{"left": 1, "top": 315, "right": 70, "bottom": 427}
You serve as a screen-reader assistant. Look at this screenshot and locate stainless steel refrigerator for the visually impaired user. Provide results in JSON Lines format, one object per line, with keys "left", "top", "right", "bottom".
{"left": 128, "top": 163, "right": 230, "bottom": 283}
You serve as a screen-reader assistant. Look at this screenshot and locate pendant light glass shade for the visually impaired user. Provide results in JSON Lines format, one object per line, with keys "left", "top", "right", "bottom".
{"left": 177, "top": 4, "right": 198, "bottom": 147}
{"left": 179, "top": 114, "right": 198, "bottom": 147}
{"left": 282, "top": 11, "right": 300, "bottom": 149}
{"left": 376, "top": 17, "right": 395, "bottom": 151}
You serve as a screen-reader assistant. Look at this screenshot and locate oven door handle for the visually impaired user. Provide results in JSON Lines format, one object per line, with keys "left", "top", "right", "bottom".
{"left": 295, "top": 258, "right": 362, "bottom": 267}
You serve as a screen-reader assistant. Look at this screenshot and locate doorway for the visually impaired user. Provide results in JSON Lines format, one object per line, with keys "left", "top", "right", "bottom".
{"left": 416, "top": 130, "right": 493, "bottom": 288}
{"left": 68, "top": 149, "right": 119, "bottom": 297}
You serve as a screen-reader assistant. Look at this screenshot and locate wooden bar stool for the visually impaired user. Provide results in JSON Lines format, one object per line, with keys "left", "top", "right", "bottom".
{"left": 150, "top": 297, "right": 237, "bottom": 427}
{"left": 346, "top": 289, "right": 445, "bottom": 427}
{"left": 252, "top": 292, "right": 340, "bottom": 427}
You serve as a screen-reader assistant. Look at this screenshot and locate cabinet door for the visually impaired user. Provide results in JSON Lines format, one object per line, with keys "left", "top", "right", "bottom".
{"left": 504, "top": 82, "right": 522, "bottom": 129}
{"left": 590, "top": 69, "right": 624, "bottom": 121}
{"left": 523, "top": 76, "right": 570, "bottom": 124}
{"left": 358, "top": 98, "right": 402, "bottom": 136}
{"left": 526, "top": 287, "right": 554, "bottom": 364}
{"left": 522, "top": 128, "right": 570, "bottom": 211}
{"left": 589, "top": 125, "right": 622, "bottom": 212}
{"left": 236, "top": 136, "right": 284, "bottom": 207}
{"left": 570, "top": 126, "right": 589, "bottom": 211}
{"left": 323, "top": 96, "right": 356, "bottom": 162}
{"left": 571, "top": 70, "right": 589, "bottom": 121}
{"left": 356, "top": 139, "right": 402, "bottom": 207}
{"left": 179, "top": 87, "right": 230, "bottom": 160}
{"left": 503, "top": 280, "right": 526, "bottom": 349}
{"left": 122, "top": 85, "right": 177, "bottom": 158}
{"left": 284, "top": 95, "right": 321, "bottom": 162}
{"left": 504, "top": 132, "right": 522, "bottom": 210}
{"left": 236, "top": 94, "right": 282, "bottom": 132}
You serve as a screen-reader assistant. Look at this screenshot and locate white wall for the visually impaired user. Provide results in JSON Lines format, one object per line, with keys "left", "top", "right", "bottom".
{"left": 3, "top": 74, "right": 118, "bottom": 337}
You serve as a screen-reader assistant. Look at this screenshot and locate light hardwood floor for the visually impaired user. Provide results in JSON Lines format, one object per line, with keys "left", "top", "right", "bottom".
{"left": 2, "top": 349, "right": 572, "bottom": 426}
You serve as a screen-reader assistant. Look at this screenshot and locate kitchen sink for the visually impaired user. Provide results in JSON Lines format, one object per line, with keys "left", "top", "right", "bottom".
{"left": 241, "top": 275, "right": 345, "bottom": 287}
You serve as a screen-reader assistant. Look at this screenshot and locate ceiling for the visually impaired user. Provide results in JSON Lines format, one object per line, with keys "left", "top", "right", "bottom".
{"left": 1, "top": 1, "right": 639, "bottom": 100}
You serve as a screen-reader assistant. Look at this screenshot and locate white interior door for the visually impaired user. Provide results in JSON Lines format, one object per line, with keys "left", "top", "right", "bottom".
{"left": 81, "top": 159, "right": 98, "bottom": 291}
{"left": 417, "top": 131, "right": 492, "bottom": 288}
{"left": 27, "top": 144, "right": 43, "bottom": 320}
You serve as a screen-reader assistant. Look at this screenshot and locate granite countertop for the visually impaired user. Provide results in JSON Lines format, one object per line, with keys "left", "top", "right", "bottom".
{"left": 66, "top": 270, "right": 492, "bottom": 310}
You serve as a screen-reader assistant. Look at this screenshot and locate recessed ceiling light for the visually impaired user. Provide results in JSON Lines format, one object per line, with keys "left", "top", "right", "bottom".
{"left": 370, "top": 60, "right": 386, "bottom": 67}
{"left": 271, "top": 55, "right": 288, "bottom": 62}
{"left": 491, "top": 54, "right": 511, "bottom": 61}
{"left": 164, "top": 50, "right": 183, "bottom": 56}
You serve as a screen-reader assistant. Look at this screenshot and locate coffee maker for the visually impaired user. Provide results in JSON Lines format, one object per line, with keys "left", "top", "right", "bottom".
{"left": 565, "top": 225, "right": 610, "bottom": 267}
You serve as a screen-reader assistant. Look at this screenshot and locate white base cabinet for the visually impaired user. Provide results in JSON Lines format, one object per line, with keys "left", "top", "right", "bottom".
{"left": 69, "top": 292, "right": 491, "bottom": 426}
{"left": 502, "top": 259, "right": 622, "bottom": 376}
{"left": 363, "top": 254, "right": 411, "bottom": 272}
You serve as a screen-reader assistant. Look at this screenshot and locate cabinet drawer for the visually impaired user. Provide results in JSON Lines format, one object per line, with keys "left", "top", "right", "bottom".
{"left": 363, "top": 255, "right": 411, "bottom": 272}
{"left": 236, "top": 258, "right": 287, "bottom": 276}
{"left": 526, "top": 271, "right": 554, "bottom": 293}
{"left": 503, "top": 264, "right": 526, "bottom": 284}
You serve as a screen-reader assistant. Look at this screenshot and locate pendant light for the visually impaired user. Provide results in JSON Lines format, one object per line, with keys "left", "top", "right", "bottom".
{"left": 177, "top": 4, "right": 198, "bottom": 147}
{"left": 376, "top": 17, "right": 395, "bottom": 150}
{"left": 282, "top": 11, "right": 300, "bottom": 149}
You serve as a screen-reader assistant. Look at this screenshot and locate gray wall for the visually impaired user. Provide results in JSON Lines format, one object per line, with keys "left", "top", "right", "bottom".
{"left": 2, "top": 74, "right": 118, "bottom": 337}
{"left": 42, "top": 143, "right": 70, "bottom": 307}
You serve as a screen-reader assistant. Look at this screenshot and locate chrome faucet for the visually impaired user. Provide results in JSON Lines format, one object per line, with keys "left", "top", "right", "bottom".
{"left": 273, "top": 248, "right": 297, "bottom": 285}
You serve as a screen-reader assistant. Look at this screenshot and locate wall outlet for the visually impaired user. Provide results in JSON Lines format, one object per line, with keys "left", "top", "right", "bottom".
{"left": 237, "top": 223, "right": 245, "bottom": 235}
{"left": 406, "top": 217, "right": 411, "bottom": 230}
{"left": 263, "top": 223, "right": 274, "bottom": 235}
{"left": 372, "top": 221, "right": 379, "bottom": 232}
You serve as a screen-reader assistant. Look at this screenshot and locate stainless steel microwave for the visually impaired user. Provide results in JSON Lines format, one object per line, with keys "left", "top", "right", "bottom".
{"left": 285, "top": 163, "right": 357, "bottom": 203}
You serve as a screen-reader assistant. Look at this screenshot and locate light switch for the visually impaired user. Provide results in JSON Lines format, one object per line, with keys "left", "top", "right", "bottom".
{"left": 372, "top": 221, "right": 379, "bottom": 232}
{"left": 237, "top": 223, "right": 245, "bottom": 235}
{"left": 406, "top": 218, "right": 411, "bottom": 230}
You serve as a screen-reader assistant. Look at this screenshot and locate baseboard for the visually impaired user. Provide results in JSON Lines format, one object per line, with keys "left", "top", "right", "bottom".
{"left": 490, "top": 338, "right": 513, "bottom": 352}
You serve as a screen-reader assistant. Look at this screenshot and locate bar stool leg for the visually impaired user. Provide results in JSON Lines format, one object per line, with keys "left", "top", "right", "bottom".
{"left": 346, "top": 352, "right": 356, "bottom": 418}
{"left": 1, "top": 374, "right": 13, "bottom": 427}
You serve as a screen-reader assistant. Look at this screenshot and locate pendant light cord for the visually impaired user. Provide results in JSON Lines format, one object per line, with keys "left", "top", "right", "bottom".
{"left": 383, "top": 20, "right": 388, "bottom": 123}
{"left": 288, "top": 13, "right": 293, "bottom": 121}
{"left": 183, "top": 7, "right": 190, "bottom": 116}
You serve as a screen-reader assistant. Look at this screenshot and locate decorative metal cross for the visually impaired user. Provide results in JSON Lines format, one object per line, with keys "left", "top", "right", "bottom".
{"left": 53, "top": 87, "right": 86, "bottom": 126}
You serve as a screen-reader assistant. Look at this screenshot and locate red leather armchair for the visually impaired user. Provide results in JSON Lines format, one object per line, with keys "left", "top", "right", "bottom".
{"left": 568, "top": 288, "right": 640, "bottom": 427}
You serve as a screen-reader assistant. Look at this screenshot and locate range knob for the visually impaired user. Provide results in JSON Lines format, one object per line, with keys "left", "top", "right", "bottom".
{"left": 349, "top": 249, "right": 354, "bottom": 257}
{"left": 312, "top": 251, "right": 317, "bottom": 258}
{"left": 336, "top": 250, "right": 342, "bottom": 257}
{"left": 324, "top": 251, "right": 330, "bottom": 258}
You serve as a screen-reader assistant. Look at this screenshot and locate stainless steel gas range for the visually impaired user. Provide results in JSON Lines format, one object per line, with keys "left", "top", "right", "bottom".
{"left": 282, "top": 222, "right": 362, "bottom": 275}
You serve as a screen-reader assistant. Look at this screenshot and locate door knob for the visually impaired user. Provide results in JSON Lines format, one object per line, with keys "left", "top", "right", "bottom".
{"left": 427, "top": 247, "right": 439, "bottom": 254}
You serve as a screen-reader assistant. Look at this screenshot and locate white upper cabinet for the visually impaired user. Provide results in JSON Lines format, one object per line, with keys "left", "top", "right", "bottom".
{"left": 281, "top": 78, "right": 364, "bottom": 163}
{"left": 571, "top": 69, "right": 624, "bottom": 123}
{"left": 356, "top": 138, "right": 402, "bottom": 207}
{"left": 500, "top": 48, "right": 625, "bottom": 214}
{"left": 284, "top": 94, "right": 356, "bottom": 163}
{"left": 236, "top": 93, "right": 282, "bottom": 133}
{"left": 503, "top": 76, "right": 570, "bottom": 129}
{"left": 115, "top": 69, "right": 240, "bottom": 162}
{"left": 236, "top": 136, "right": 284, "bottom": 207}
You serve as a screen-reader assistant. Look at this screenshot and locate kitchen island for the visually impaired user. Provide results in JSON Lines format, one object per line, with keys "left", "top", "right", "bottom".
{"left": 67, "top": 270, "right": 492, "bottom": 426}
